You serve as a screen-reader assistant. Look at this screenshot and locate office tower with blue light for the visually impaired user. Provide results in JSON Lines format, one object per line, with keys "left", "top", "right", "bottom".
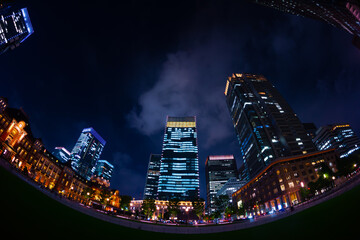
{"left": 143, "top": 154, "right": 161, "bottom": 200}
{"left": 314, "top": 123, "right": 360, "bottom": 158}
{"left": 205, "top": 155, "right": 239, "bottom": 213}
{"left": 158, "top": 116, "right": 199, "bottom": 201}
{"left": 52, "top": 147, "right": 71, "bottom": 163}
{"left": 0, "top": 5, "right": 34, "bottom": 55}
{"left": 70, "top": 127, "right": 106, "bottom": 180}
{"left": 225, "top": 73, "right": 316, "bottom": 179}
{"left": 94, "top": 159, "right": 114, "bottom": 181}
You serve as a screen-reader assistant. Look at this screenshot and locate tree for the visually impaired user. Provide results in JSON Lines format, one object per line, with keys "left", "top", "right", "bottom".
{"left": 299, "top": 187, "right": 311, "bottom": 201}
{"left": 119, "top": 195, "right": 132, "bottom": 211}
{"left": 214, "top": 195, "right": 230, "bottom": 216}
{"left": 142, "top": 198, "right": 156, "bottom": 219}
{"left": 82, "top": 187, "right": 95, "bottom": 204}
{"left": 167, "top": 198, "right": 180, "bottom": 219}
{"left": 100, "top": 189, "right": 111, "bottom": 206}
{"left": 225, "top": 205, "right": 236, "bottom": 219}
{"left": 191, "top": 198, "right": 205, "bottom": 220}
{"left": 336, "top": 150, "right": 360, "bottom": 176}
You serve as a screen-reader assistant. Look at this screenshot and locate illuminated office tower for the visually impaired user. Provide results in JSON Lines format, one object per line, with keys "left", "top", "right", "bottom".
{"left": 205, "top": 155, "right": 238, "bottom": 213}
{"left": 143, "top": 154, "right": 161, "bottom": 200}
{"left": 94, "top": 160, "right": 114, "bottom": 181}
{"left": 70, "top": 127, "right": 106, "bottom": 180}
{"left": 225, "top": 73, "right": 316, "bottom": 179}
{"left": 249, "top": 0, "right": 360, "bottom": 48}
{"left": 158, "top": 116, "right": 199, "bottom": 201}
{"left": 0, "top": 5, "right": 34, "bottom": 55}
{"left": 314, "top": 123, "right": 360, "bottom": 158}
{"left": 52, "top": 147, "right": 70, "bottom": 163}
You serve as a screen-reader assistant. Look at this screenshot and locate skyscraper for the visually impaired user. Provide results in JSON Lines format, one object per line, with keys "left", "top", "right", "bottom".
{"left": 143, "top": 154, "right": 161, "bottom": 200}
{"left": 52, "top": 147, "right": 70, "bottom": 163}
{"left": 70, "top": 127, "right": 106, "bottom": 180}
{"left": 157, "top": 116, "right": 199, "bottom": 201}
{"left": 94, "top": 159, "right": 114, "bottom": 181}
{"left": 314, "top": 123, "right": 360, "bottom": 158}
{"left": 205, "top": 155, "right": 238, "bottom": 213}
{"left": 249, "top": 0, "right": 360, "bottom": 48}
{"left": 225, "top": 73, "right": 316, "bottom": 179}
{"left": 0, "top": 5, "right": 34, "bottom": 55}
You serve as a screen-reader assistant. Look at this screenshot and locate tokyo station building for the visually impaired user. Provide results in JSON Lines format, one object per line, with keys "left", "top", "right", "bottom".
{"left": 232, "top": 149, "right": 337, "bottom": 216}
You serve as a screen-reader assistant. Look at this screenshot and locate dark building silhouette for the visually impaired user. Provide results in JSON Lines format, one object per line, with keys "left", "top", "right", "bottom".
{"left": 250, "top": 0, "right": 360, "bottom": 49}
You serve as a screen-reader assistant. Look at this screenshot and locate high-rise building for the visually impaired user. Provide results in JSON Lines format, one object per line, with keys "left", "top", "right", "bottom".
{"left": 249, "top": 0, "right": 360, "bottom": 48}
{"left": 314, "top": 123, "right": 360, "bottom": 158}
{"left": 157, "top": 116, "right": 199, "bottom": 201}
{"left": 70, "top": 127, "right": 106, "bottom": 180}
{"left": 52, "top": 147, "right": 71, "bottom": 163}
{"left": 225, "top": 73, "right": 316, "bottom": 179}
{"left": 205, "top": 155, "right": 238, "bottom": 213}
{"left": 94, "top": 159, "right": 114, "bottom": 181}
{"left": 303, "top": 123, "right": 317, "bottom": 139}
{"left": 0, "top": 5, "right": 34, "bottom": 55}
{"left": 143, "top": 154, "right": 161, "bottom": 200}
{"left": 216, "top": 177, "right": 247, "bottom": 203}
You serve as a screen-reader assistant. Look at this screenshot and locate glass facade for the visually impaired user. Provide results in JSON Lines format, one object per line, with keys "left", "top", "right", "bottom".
{"left": 314, "top": 124, "right": 360, "bottom": 158}
{"left": 205, "top": 155, "right": 238, "bottom": 213}
{"left": 158, "top": 116, "right": 199, "bottom": 201}
{"left": 94, "top": 159, "right": 114, "bottom": 181}
{"left": 225, "top": 73, "right": 316, "bottom": 179}
{"left": 70, "top": 127, "right": 106, "bottom": 180}
{"left": 52, "top": 147, "right": 70, "bottom": 163}
{"left": 0, "top": 6, "right": 34, "bottom": 54}
{"left": 143, "top": 154, "right": 161, "bottom": 200}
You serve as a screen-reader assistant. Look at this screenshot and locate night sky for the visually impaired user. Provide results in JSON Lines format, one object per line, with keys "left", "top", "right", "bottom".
{"left": 1, "top": 0, "right": 360, "bottom": 200}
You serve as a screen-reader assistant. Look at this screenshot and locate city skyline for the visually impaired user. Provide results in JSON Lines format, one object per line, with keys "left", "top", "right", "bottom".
{"left": 1, "top": 0, "right": 360, "bottom": 199}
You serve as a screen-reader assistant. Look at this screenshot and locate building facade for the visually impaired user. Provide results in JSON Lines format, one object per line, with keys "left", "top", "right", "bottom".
{"left": 70, "top": 127, "right": 106, "bottom": 180}
{"left": 52, "top": 147, "right": 71, "bottom": 163}
{"left": 249, "top": 0, "right": 360, "bottom": 48}
{"left": 94, "top": 159, "right": 114, "bottom": 181}
{"left": 0, "top": 5, "right": 34, "bottom": 55}
{"left": 314, "top": 123, "right": 360, "bottom": 158}
{"left": 158, "top": 116, "right": 199, "bottom": 201}
{"left": 0, "top": 100, "right": 89, "bottom": 202}
{"left": 232, "top": 149, "right": 337, "bottom": 216}
{"left": 225, "top": 73, "right": 316, "bottom": 180}
{"left": 303, "top": 123, "right": 317, "bottom": 139}
{"left": 143, "top": 153, "right": 161, "bottom": 200}
{"left": 216, "top": 177, "right": 247, "bottom": 203}
{"left": 205, "top": 155, "right": 238, "bottom": 213}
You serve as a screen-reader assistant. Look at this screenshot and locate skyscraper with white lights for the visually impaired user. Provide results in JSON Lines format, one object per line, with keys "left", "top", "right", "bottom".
{"left": 70, "top": 127, "right": 106, "bottom": 180}
{"left": 225, "top": 73, "right": 316, "bottom": 179}
{"left": 158, "top": 116, "right": 199, "bottom": 201}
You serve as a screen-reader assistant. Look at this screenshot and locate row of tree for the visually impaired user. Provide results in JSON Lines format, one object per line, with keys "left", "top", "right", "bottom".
{"left": 301, "top": 150, "right": 360, "bottom": 200}
{"left": 141, "top": 198, "right": 205, "bottom": 220}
